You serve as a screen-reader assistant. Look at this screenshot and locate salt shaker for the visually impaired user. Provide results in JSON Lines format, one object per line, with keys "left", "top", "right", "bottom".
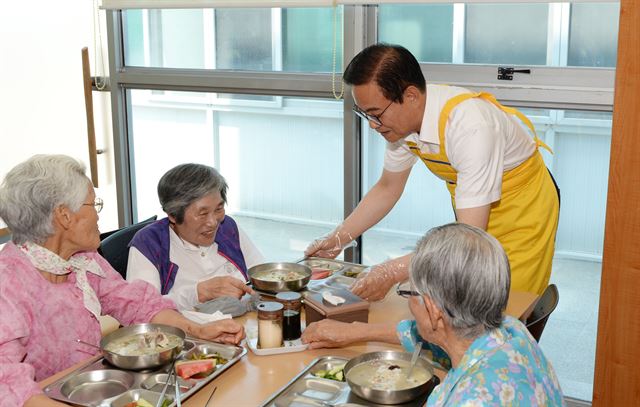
{"left": 257, "top": 301, "right": 283, "bottom": 349}
{"left": 275, "top": 291, "right": 303, "bottom": 341}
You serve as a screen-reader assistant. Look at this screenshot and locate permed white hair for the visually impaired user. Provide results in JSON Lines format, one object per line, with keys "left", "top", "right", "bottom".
{"left": 0, "top": 154, "right": 90, "bottom": 244}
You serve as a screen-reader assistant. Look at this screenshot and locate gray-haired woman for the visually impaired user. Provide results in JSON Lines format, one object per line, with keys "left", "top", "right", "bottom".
{"left": 303, "top": 223, "right": 564, "bottom": 405}
{"left": 127, "top": 163, "right": 264, "bottom": 311}
{"left": 0, "top": 155, "right": 244, "bottom": 407}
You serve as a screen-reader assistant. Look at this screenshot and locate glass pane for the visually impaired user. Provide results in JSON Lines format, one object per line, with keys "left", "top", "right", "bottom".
{"left": 465, "top": 4, "right": 548, "bottom": 65}
{"left": 129, "top": 89, "right": 344, "bottom": 261}
{"left": 378, "top": 4, "right": 453, "bottom": 63}
{"left": 215, "top": 9, "right": 272, "bottom": 70}
{"left": 568, "top": 3, "right": 620, "bottom": 67}
{"left": 361, "top": 107, "right": 610, "bottom": 402}
{"left": 284, "top": 8, "right": 343, "bottom": 72}
{"left": 154, "top": 10, "right": 204, "bottom": 69}
{"left": 122, "top": 8, "right": 342, "bottom": 73}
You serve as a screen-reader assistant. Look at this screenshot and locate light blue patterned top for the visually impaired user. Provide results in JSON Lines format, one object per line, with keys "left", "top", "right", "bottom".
{"left": 397, "top": 316, "right": 564, "bottom": 406}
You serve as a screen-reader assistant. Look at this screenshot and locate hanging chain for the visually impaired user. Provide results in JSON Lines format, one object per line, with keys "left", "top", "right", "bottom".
{"left": 93, "top": 0, "right": 107, "bottom": 91}
{"left": 331, "top": 3, "right": 344, "bottom": 100}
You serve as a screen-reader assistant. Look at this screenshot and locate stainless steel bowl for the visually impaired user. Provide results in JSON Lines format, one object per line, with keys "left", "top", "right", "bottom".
{"left": 99, "top": 323, "right": 185, "bottom": 370}
{"left": 248, "top": 262, "right": 312, "bottom": 293}
{"left": 344, "top": 350, "right": 439, "bottom": 405}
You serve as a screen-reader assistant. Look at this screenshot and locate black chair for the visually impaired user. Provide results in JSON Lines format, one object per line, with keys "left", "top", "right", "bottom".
{"left": 98, "top": 215, "right": 157, "bottom": 279}
{"left": 525, "top": 284, "right": 559, "bottom": 342}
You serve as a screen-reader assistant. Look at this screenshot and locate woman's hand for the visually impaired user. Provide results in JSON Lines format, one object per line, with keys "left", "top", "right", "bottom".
{"left": 195, "top": 319, "right": 245, "bottom": 345}
{"left": 301, "top": 319, "right": 362, "bottom": 349}
{"left": 197, "top": 276, "right": 254, "bottom": 303}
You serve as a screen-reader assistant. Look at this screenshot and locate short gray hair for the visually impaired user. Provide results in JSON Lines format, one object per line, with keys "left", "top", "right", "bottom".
{"left": 0, "top": 155, "right": 90, "bottom": 244}
{"left": 158, "top": 163, "right": 228, "bottom": 224}
{"left": 410, "top": 223, "right": 510, "bottom": 339}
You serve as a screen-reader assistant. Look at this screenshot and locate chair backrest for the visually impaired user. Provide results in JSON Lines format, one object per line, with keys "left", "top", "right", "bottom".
{"left": 99, "top": 215, "right": 157, "bottom": 279}
{"left": 525, "top": 284, "right": 559, "bottom": 342}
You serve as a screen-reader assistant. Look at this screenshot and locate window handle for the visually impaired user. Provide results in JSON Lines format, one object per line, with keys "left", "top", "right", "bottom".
{"left": 497, "top": 66, "right": 531, "bottom": 81}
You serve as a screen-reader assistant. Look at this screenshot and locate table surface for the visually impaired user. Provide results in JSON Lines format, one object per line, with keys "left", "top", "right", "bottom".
{"left": 41, "top": 290, "right": 538, "bottom": 407}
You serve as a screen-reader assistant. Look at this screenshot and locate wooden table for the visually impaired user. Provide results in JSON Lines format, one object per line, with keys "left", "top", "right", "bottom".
{"left": 41, "top": 290, "right": 538, "bottom": 406}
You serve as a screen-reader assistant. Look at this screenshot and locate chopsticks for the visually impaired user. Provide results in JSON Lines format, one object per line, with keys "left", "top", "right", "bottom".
{"left": 156, "top": 359, "right": 176, "bottom": 407}
{"left": 174, "top": 367, "right": 182, "bottom": 407}
{"left": 205, "top": 386, "right": 218, "bottom": 407}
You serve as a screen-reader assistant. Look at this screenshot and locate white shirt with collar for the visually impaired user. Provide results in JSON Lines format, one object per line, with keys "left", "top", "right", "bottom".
{"left": 126, "top": 225, "right": 264, "bottom": 311}
{"left": 384, "top": 84, "right": 536, "bottom": 209}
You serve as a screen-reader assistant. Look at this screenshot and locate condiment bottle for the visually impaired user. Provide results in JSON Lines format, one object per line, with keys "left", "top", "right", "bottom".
{"left": 275, "top": 291, "right": 303, "bottom": 341}
{"left": 257, "top": 301, "right": 284, "bottom": 349}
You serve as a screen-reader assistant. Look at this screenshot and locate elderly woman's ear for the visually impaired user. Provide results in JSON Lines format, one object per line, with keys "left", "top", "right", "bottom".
{"left": 52, "top": 205, "right": 73, "bottom": 230}
{"left": 422, "top": 295, "right": 444, "bottom": 332}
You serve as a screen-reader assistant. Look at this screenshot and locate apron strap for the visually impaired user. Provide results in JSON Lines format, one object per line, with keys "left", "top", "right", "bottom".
{"left": 438, "top": 92, "right": 553, "bottom": 155}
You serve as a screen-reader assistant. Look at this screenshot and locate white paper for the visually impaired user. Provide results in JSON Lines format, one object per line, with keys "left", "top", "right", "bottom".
{"left": 322, "top": 290, "right": 346, "bottom": 306}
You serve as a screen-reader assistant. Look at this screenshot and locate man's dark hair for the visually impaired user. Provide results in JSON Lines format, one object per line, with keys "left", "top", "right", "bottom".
{"left": 343, "top": 43, "right": 426, "bottom": 104}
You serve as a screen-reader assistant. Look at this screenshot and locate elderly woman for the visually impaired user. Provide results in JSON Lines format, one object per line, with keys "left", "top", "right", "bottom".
{"left": 303, "top": 223, "right": 563, "bottom": 406}
{"left": 126, "top": 163, "right": 264, "bottom": 311}
{"left": 0, "top": 155, "right": 245, "bottom": 407}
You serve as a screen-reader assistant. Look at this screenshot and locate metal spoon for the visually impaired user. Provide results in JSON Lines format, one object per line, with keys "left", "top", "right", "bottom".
{"left": 76, "top": 339, "right": 101, "bottom": 350}
{"left": 406, "top": 341, "right": 422, "bottom": 379}
{"left": 156, "top": 359, "right": 176, "bottom": 407}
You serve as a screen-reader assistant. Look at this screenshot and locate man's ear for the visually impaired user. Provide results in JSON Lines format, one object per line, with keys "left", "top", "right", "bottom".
{"left": 423, "top": 295, "right": 444, "bottom": 331}
{"left": 52, "top": 205, "right": 72, "bottom": 231}
{"left": 403, "top": 86, "right": 421, "bottom": 103}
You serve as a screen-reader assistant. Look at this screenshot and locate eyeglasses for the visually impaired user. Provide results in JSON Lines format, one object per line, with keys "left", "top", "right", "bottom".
{"left": 396, "top": 280, "right": 421, "bottom": 299}
{"left": 352, "top": 99, "right": 394, "bottom": 127}
{"left": 83, "top": 197, "right": 103, "bottom": 213}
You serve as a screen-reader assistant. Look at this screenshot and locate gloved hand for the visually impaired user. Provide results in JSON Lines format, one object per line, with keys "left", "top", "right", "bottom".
{"left": 304, "top": 226, "right": 356, "bottom": 259}
{"left": 194, "top": 293, "right": 261, "bottom": 317}
{"left": 350, "top": 254, "right": 411, "bottom": 302}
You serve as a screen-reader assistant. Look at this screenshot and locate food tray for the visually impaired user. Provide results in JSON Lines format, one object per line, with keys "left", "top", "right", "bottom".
{"left": 260, "top": 356, "right": 437, "bottom": 407}
{"left": 299, "top": 258, "right": 368, "bottom": 280}
{"left": 43, "top": 338, "right": 246, "bottom": 407}
{"left": 247, "top": 337, "right": 308, "bottom": 356}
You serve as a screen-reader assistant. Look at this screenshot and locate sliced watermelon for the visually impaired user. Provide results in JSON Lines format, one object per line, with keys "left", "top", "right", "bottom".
{"left": 175, "top": 359, "right": 216, "bottom": 379}
{"left": 311, "top": 268, "right": 332, "bottom": 280}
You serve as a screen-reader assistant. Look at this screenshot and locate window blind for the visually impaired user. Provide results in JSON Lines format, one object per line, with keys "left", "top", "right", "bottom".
{"left": 101, "top": 0, "right": 619, "bottom": 10}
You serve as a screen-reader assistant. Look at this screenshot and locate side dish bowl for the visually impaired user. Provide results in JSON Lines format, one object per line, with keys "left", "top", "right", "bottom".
{"left": 248, "top": 262, "right": 312, "bottom": 293}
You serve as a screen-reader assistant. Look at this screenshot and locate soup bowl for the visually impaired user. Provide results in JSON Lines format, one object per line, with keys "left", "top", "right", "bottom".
{"left": 99, "top": 323, "right": 185, "bottom": 370}
{"left": 344, "top": 350, "right": 439, "bottom": 405}
{"left": 248, "top": 262, "right": 312, "bottom": 293}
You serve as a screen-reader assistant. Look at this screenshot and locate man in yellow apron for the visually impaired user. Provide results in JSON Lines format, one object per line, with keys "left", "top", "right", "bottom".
{"left": 305, "top": 44, "right": 559, "bottom": 299}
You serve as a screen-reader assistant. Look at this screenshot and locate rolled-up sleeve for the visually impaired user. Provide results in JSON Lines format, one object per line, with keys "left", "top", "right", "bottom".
{"left": 90, "top": 254, "right": 177, "bottom": 326}
{"left": 0, "top": 285, "right": 42, "bottom": 406}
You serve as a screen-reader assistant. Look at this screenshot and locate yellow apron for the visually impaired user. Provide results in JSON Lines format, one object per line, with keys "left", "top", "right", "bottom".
{"left": 407, "top": 92, "right": 559, "bottom": 295}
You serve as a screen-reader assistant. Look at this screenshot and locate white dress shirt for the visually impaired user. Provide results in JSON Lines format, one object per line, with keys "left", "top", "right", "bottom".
{"left": 384, "top": 84, "right": 536, "bottom": 209}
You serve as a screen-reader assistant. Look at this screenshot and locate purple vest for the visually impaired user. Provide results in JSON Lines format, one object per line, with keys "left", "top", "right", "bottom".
{"left": 129, "top": 216, "right": 248, "bottom": 295}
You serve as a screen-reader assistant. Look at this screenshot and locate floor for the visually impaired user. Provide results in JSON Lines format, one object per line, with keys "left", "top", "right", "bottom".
{"left": 236, "top": 215, "right": 600, "bottom": 402}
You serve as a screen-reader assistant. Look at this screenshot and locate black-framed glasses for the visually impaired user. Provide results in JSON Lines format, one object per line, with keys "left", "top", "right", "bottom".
{"left": 396, "top": 281, "right": 421, "bottom": 299}
{"left": 83, "top": 197, "right": 103, "bottom": 213}
{"left": 352, "top": 99, "right": 394, "bottom": 127}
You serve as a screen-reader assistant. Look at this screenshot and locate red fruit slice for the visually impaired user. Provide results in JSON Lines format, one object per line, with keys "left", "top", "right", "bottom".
{"left": 175, "top": 359, "right": 216, "bottom": 379}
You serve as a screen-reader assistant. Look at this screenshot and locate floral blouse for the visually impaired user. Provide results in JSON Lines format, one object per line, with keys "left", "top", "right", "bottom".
{"left": 397, "top": 316, "right": 564, "bottom": 406}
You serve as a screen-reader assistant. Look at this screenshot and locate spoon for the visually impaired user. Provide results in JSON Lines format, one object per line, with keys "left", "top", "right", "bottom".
{"left": 76, "top": 339, "right": 101, "bottom": 350}
{"left": 406, "top": 341, "right": 422, "bottom": 379}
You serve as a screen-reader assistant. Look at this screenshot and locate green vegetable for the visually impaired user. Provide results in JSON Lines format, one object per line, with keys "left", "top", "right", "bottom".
{"left": 313, "top": 364, "right": 346, "bottom": 382}
{"left": 188, "top": 351, "right": 228, "bottom": 365}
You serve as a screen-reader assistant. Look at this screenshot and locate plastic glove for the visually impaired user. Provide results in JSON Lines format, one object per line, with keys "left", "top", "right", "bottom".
{"left": 304, "top": 227, "right": 356, "bottom": 259}
{"left": 194, "top": 293, "right": 260, "bottom": 317}
{"left": 196, "top": 275, "right": 254, "bottom": 303}
{"left": 301, "top": 319, "right": 362, "bottom": 349}
{"left": 350, "top": 254, "right": 410, "bottom": 302}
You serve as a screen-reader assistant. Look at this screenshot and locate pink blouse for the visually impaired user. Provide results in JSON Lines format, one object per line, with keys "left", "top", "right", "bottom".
{"left": 0, "top": 242, "right": 177, "bottom": 406}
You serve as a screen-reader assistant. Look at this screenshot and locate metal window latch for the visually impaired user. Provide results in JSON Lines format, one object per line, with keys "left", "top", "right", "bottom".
{"left": 497, "top": 67, "right": 531, "bottom": 81}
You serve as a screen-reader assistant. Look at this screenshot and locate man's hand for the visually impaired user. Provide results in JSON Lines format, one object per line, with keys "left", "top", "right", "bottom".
{"left": 350, "top": 254, "right": 412, "bottom": 301}
{"left": 197, "top": 276, "right": 254, "bottom": 303}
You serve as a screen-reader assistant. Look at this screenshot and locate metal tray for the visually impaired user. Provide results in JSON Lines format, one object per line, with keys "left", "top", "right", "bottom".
{"left": 43, "top": 338, "right": 246, "bottom": 407}
{"left": 260, "top": 356, "right": 438, "bottom": 407}
{"left": 300, "top": 258, "right": 368, "bottom": 280}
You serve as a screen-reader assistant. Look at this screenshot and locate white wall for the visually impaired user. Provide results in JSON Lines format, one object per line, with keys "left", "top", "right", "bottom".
{"left": 0, "top": 2, "right": 118, "bottom": 232}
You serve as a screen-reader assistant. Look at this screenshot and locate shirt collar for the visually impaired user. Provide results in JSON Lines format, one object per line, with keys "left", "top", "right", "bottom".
{"left": 169, "top": 226, "right": 216, "bottom": 253}
{"left": 417, "top": 83, "right": 442, "bottom": 146}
